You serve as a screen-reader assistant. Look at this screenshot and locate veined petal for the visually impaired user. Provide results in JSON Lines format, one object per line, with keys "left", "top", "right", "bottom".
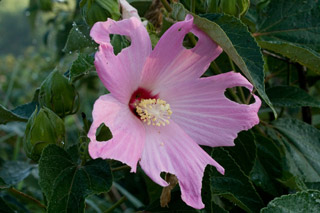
{"left": 90, "top": 18, "right": 152, "bottom": 104}
{"left": 160, "top": 72, "right": 261, "bottom": 147}
{"left": 139, "top": 121, "right": 224, "bottom": 209}
{"left": 140, "top": 14, "right": 222, "bottom": 93}
{"left": 88, "top": 94, "right": 145, "bottom": 172}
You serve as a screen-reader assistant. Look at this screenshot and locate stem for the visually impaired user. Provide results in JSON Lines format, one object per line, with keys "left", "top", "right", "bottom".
{"left": 210, "top": 62, "right": 222, "bottom": 75}
{"left": 13, "top": 137, "right": 22, "bottom": 161}
{"left": 246, "top": 89, "right": 256, "bottom": 105}
{"left": 4, "top": 62, "right": 19, "bottom": 107}
{"left": 228, "top": 57, "right": 246, "bottom": 103}
{"left": 104, "top": 196, "right": 127, "bottom": 213}
{"left": 190, "top": 0, "right": 196, "bottom": 13}
{"left": 226, "top": 88, "right": 242, "bottom": 104}
{"left": 187, "top": 33, "right": 197, "bottom": 46}
{"left": 262, "top": 50, "right": 289, "bottom": 62}
{"left": 238, "top": 87, "right": 246, "bottom": 104}
{"left": 160, "top": 0, "right": 172, "bottom": 12}
{"left": 8, "top": 187, "right": 46, "bottom": 210}
{"left": 81, "top": 112, "right": 90, "bottom": 133}
{"left": 228, "top": 56, "right": 236, "bottom": 72}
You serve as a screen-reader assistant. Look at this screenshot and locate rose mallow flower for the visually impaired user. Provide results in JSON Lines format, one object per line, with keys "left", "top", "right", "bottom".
{"left": 88, "top": 14, "right": 261, "bottom": 209}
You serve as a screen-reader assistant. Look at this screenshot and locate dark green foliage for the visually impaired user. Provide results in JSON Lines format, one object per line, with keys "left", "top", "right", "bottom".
{"left": 256, "top": 0, "right": 320, "bottom": 51}
{"left": 272, "top": 118, "right": 320, "bottom": 182}
{"left": 0, "top": 197, "right": 14, "bottom": 213}
{"left": 261, "top": 190, "right": 320, "bottom": 213}
{"left": 69, "top": 53, "right": 95, "bottom": 82}
{"left": 267, "top": 86, "right": 320, "bottom": 108}
{"left": 95, "top": 123, "right": 113, "bottom": 142}
{"left": 0, "top": 160, "right": 34, "bottom": 185}
{"left": 251, "top": 134, "right": 285, "bottom": 196}
{"left": 210, "top": 148, "right": 264, "bottom": 212}
{"left": 39, "top": 145, "right": 113, "bottom": 213}
{"left": 259, "top": 41, "right": 320, "bottom": 73}
{"left": 224, "top": 131, "right": 256, "bottom": 175}
{"left": 63, "top": 23, "right": 97, "bottom": 53}
{"left": 255, "top": 0, "right": 320, "bottom": 73}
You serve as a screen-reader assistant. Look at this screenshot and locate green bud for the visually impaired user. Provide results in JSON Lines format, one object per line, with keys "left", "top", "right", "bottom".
{"left": 24, "top": 107, "right": 65, "bottom": 162}
{"left": 207, "top": 0, "right": 250, "bottom": 17}
{"left": 39, "top": 70, "right": 79, "bottom": 117}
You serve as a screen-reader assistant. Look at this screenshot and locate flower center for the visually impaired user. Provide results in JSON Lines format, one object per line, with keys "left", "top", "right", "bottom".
{"left": 135, "top": 98, "right": 172, "bottom": 126}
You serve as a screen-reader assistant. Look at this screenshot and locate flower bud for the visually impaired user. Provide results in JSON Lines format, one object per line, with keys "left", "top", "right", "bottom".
{"left": 24, "top": 107, "right": 65, "bottom": 162}
{"left": 207, "top": 0, "right": 250, "bottom": 17}
{"left": 39, "top": 70, "right": 78, "bottom": 117}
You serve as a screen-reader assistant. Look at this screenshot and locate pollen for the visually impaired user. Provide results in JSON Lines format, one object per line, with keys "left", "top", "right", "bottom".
{"left": 136, "top": 98, "right": 172, "bottom": 126}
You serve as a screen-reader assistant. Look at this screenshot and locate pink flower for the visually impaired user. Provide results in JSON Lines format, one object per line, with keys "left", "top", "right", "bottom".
{"left": 88, "top": 14, "right": 261, "bottom": 209}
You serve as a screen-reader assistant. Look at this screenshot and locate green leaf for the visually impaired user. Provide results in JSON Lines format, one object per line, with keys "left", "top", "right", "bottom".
{"left": 250, "top": 134, "right": 285, "bottom": 196}
{"left": 259, "top": 41, "right": 320, "bottom": 74}
{"left": 256, "top": 0, "right": 320, "bottom": 52}
{"left": 277, "top": 172, "right": 307, "bottom": 191}
{"left": 261, "top": 190, "right": 320, "bottom": 213}
{"left": 0, "top": 177, "right": 9, "bottom": 189}
{"left": 69, "top": 53, "right": 95, "bottom": 82}
{"left": 0, "top": 160, "right": 34, "bottom": 185}
{"left": 39, "top": 145, "right": 113, "bottom": 213}
{"left": 110, "top": 34, "right": 131, "bottom": 55}
{"left": 127, "top": 0, "right": 152, "bottom": 16}
{"left": 210, "top": 148, "right": 264, "bottom": 212}
{"left": 305, "top": 182, "right": 320, "bottom": 191}
{"left": 0, "top": 104, "right": 28, "bottom": 124}
{"left": 12, "top": 88, "right": 39, "bottom": 119}
{"left": 272, "top": 118, "right": 320, "bottom": 182}
{"left": 1, "top": 89, "right": 39, "bottom": 122}
{"left": 63, "top": 23, "right": 97, "bottom": 53}
{"left": 171, "top": 4, "right": 276, "bottom": 116}
{"left": 202, "top": 167, "right": 228, "bottom": 212}
{"left": 95, "top": 0, "right": 121, "bottom": 20}
{"left": 267, "top": 86, "right": 320, "bottom": 108}
{"left": 11, "top": 102, "right": 37, "bottom": 119}
{"left": 223, "top": 131, "right": 256, "bottom": 175}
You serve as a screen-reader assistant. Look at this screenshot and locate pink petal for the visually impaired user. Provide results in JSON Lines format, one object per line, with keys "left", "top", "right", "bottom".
{"left": 88, "top": 94, "right": 145, "bottom": 172}
{"left": 160, "top": 71, "right": 261, "bottom": 147}
{"left": 139, "top": 121, "right": 224, "bottom": 209}
{"left": 90, "top": 18, "right": 152, "bottom": 104}
{"left": 140, "top": 14, "right": 223, "bottom": 92}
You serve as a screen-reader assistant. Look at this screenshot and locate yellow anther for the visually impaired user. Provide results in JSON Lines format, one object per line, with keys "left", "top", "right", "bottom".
{"left": 136, "top": 98, "right": 172, "bottom": 126}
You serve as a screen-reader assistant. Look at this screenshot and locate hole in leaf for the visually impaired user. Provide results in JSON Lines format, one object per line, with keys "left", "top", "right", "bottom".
{"left": 224, "top": 86, "right": 254, "bottom": 105}
{"left": 110, "top": 34, "right": 131, "bottom": 56}
{"left": 183, "top": 33, "right": 198, "bottom": 49}
{"left": 96, "top": 123, "right": 113, "bottom": 142}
